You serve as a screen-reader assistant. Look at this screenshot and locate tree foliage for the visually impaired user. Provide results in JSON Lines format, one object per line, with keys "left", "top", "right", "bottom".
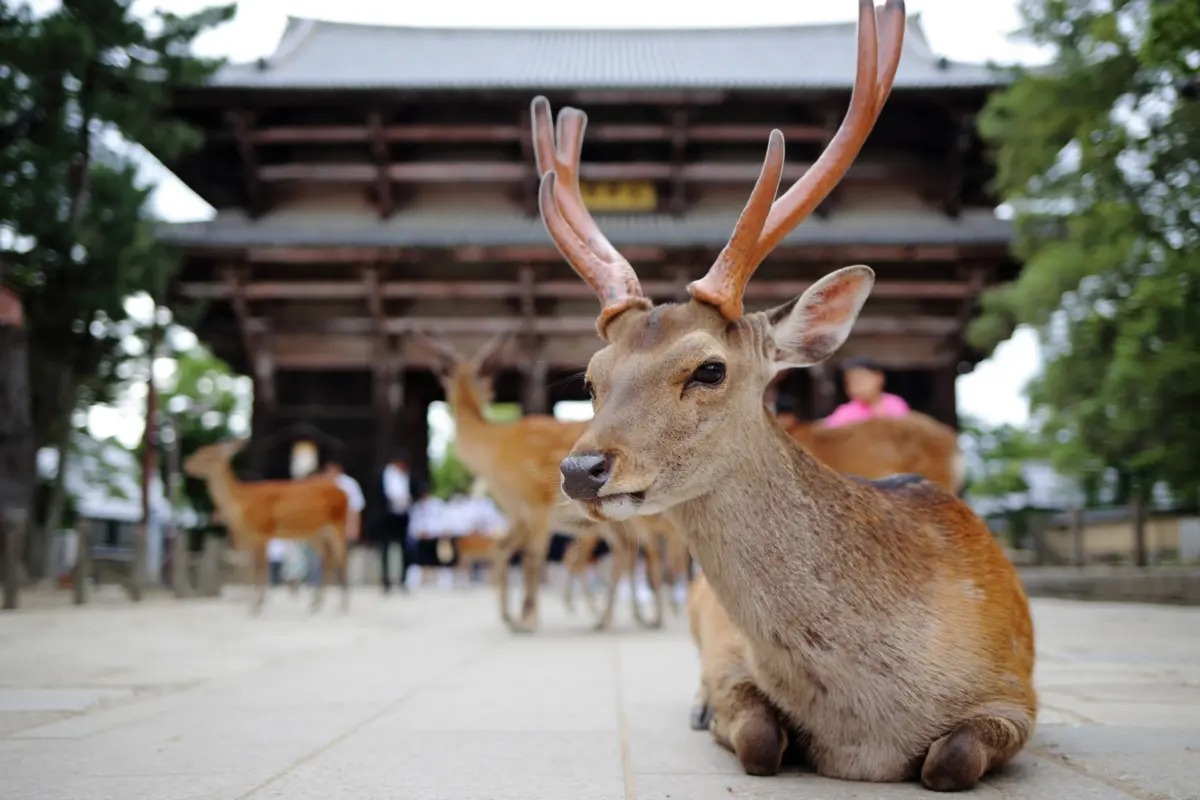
{"left": 0, "top": 0, "right": 234, "bottom": 573}
{"left": 970, "top": 0, "right": 1200, "bottom": 495}
{"left": 158, "top": 334, "right": 249, "bottom": 521}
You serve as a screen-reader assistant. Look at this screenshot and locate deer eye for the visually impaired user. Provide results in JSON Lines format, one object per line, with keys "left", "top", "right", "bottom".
{"left": 687, "top": 362, "right": 726, "bottom": 389}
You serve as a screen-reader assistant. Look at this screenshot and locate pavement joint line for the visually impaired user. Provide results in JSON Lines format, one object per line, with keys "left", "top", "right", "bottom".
{"left": 232, "top": 638, "right": 499, "bottom": 800}
{"left": 1026, "top": 750, "right": 1158, "bottom": 800}
{"left": 613, "top": 640, "right": 637, "bottom": 800}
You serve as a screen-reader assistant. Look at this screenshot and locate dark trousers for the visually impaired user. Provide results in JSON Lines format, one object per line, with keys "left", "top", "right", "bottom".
{"left": 379, "top": 512, "right": 411, "bottom": 591}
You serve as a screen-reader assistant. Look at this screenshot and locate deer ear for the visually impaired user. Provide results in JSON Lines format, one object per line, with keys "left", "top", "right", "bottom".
{"left": 766, "top": 265, "right": 874, "bottom": 371}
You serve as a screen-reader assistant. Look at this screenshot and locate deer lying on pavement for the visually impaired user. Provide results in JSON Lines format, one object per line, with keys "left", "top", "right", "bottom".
{"left": 183, "top": 439, "right": 350, "bottom": 615}
{"left": 687, "top": 574, "right": 790, "bottom": 776}
{"left": 781, "top": 411, "right": 965, "bottom": 493}
{"left": 530, "top": 0, "right": 1037, "bottom": 789}
{"left": 415, "top": 332, "right": 667, "bottom": 632}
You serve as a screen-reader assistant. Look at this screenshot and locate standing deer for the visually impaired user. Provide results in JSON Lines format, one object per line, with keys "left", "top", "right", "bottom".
{"left": 529, "top": 0, "right": 1037, "bottom": 790}
{"left": 183, "top": 439, "right": 350, "bottom": 615}
{"left": 415, "top": 332, "right": 666, "bottom": 632}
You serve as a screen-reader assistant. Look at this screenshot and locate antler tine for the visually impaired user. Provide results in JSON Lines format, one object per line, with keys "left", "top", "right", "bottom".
{"left": 687, "top": 130, "right": 785, "bottom": 320}
{"left": 471, "top": 329, "right": 514, "bottom": 370}
{"left": 530, "top": 96, "right": 648, "bottom": 335}
{"left": 755, "top": 0, "right": 905, "bottom": 261}
{"left": 411, "top": 328, "right": 461, "bottom": 364}
{"left": 686, "top": 0, "right": 905, "bottom": 322}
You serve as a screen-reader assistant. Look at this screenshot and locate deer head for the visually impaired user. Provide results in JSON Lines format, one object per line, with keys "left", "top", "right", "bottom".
{"left": 414, "top": 330, "right": 514, "bottom": 410}
{"left": 183, "top": 438, "right": 247, "bottom": 478}
{"left": 541, "top": 0, "right": 905, "bottom": 522}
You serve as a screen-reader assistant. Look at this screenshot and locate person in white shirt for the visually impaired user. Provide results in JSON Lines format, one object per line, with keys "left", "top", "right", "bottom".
{"left": 378, "top": 454, "right": 420, "bottom": 594}
{"left": 324, "top": 462, "right": 366, "bottom": 540}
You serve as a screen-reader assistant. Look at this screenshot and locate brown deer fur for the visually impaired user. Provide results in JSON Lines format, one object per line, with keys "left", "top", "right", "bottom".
{"left": 567, "top": 285, "right": 1037, "bottom": 790}
{"left": 183, "top": 440, "right": 350, "bottom": 615}
{"left": 534, "top": 1, "right": 1037, "bottom": 784}
{"left": 687, "top": 574, "right": 790, "bottom": 776}
{"left": 783, "top": 411, "right": 965, "bottom": 493}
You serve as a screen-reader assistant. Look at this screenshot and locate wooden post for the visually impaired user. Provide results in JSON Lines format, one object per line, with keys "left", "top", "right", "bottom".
{"left": 196, "top": 535, "right": 224, "bottom": 598}
{"left": 809, "top": 363, "right": 836, "bottom": 419}
{"left": 1070, "top": 505, "right": 1085, "bottom": 568}
{"left": 2, "top": 507, "right": 24, "bottom": 611}
{"left": 1132, "top": 492, "right": 1148, "bottom": 568}
{"left": 73, "top": 518, "right": 90, "bottom": 605}
{"left": 1, "top": 286, "right": 32, "bottom": 611}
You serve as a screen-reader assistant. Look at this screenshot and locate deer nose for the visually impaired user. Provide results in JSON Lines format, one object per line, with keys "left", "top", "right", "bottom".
{"left": 560, "top": 453, "right": 611, "bottom": 500}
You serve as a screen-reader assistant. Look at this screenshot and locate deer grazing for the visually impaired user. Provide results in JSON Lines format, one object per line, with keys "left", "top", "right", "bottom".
{"left": 183, "top": 439, "right": 351, "bottom": 615}
{"left": 415, "top": 331, "right": 667, "bottom": 632}
{"left": 530, "top": 0, "right": 1037, "bottom": 790}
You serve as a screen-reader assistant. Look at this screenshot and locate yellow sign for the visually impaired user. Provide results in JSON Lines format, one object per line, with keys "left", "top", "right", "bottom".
{"left": 580, "top": 180, "right": 657, "bottom": 212}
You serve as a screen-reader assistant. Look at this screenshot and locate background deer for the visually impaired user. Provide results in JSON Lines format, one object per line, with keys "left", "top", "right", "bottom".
{"left": 183, "top": 439, "right": 350, "bottom": 615}
{"left": 530, "top": 0, "right": 1037, "bottom": 790}
{"left": 416, "top": 332, "right": 666, "bottom": 632}
{"left": 782, "top": 411, "right": 965, "bottom": 493}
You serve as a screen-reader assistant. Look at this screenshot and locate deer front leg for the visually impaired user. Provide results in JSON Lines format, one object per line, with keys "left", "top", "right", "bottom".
{"left": 513, "top": 521, "right": 551, "bottom": 634}
{"left": 630, "top": 528, "right": 665, "bottom": 630}
{"left": 324, "top": 528, "right": 350, "bottom": 614}
{"left": 920, "top": 707, "right": 1033, "bottom": 792}
{"left": 491, "top": 525, "right": 523, "bottom": 627}
{"left": 249, "top": 538, "right": 268, "bottom": 616}
{"left": 707, "top": 682, "right": 790, "bottom": 777}
{"left": 596, "top": 535, "right": 635, "bottom": 631}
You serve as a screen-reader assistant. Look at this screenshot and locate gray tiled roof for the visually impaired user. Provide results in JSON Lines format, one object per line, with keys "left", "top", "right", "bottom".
{"left": 211, "top": 15, "right": 1006, "bottom": 91}
{"left": 156, "top": 208, "right": 1013, "bottom": 249}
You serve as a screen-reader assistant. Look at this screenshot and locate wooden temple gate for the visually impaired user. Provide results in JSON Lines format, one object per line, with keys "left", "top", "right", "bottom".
{"left": 155, "top": 17, "right": 1020, "bottom": 499}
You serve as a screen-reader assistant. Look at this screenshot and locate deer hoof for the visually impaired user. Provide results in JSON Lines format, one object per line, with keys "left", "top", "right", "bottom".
{"left": 690, "top": 702, "right": 714, "bottom": 731}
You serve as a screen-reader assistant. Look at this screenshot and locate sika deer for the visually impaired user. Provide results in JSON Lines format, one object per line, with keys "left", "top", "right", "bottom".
{"left": 184, "top": 439, "right": 350, "bottom": 615}
{"left": 530, "top": 0, "right": 1036, "bottom": 789}
{"left": 416, "top": 332, "right": 666, "bottom": 632}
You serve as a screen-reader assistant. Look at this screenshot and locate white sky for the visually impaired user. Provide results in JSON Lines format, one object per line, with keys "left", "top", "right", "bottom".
{"left": 83, "top": 0, "right": 1049, "bottom": 449}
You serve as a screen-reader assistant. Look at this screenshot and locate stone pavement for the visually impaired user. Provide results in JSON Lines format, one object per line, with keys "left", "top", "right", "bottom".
{"left": 1, "top": 585, "right": 1199, "bottom": 800}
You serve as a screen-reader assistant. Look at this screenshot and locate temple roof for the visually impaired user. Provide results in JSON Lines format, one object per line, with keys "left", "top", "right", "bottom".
{"left": 210, "top": 14, "right": 1004, "bottom": 92}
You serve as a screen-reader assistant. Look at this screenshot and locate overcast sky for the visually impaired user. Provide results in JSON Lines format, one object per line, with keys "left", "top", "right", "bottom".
{"left": 80, "top": 0, "right": 1049, "bottom": 447}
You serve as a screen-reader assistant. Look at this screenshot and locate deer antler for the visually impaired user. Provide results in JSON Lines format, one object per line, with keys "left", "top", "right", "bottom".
{"left": 411, "top": 329, "right": 462, "bottom": 364}
{"left": 688, "top": 0, "right": 906, "bottom": 321}
{"left": 530, "top": 96, "right": 649, "bottom": 336}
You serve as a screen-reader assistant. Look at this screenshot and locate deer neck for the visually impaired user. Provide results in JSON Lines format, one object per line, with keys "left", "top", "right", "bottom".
{"left": 666, "top": 411, "right": 900, "bottom": 654}
{"left": 202, "top": 462, "right": 245, "bottom": 529}
{"left": 446, "top": 377, "right": 503, "bottom": 475}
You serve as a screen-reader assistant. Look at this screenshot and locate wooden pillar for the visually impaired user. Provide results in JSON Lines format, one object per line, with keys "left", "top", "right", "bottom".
{"left": 809, "top": 364, "right": 837, "bottom": 420}
{"left": 931, "top": 365, "right": 960, "bottom": 430}
{"left": 522, "top": 337, "right": 548, "bottom": 415}
{"left": 73, "top": 518, "right": 90, "bottom": 605}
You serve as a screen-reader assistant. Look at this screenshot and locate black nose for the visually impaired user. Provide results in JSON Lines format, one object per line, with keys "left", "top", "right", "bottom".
{"left": 560, "top": 452, "right": 611, "bottom": 500}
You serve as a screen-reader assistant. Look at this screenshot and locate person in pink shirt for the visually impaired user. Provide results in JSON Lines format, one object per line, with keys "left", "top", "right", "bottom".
{"left": 821, "top": 356, "right": 910, "bottom": 428}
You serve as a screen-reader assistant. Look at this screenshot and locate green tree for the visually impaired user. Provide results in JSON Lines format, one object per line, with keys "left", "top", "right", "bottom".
{"left": 970, "top": 0, "right": 1200, "bottom": 520}
{"left": 0, "top": 0, "right": 234, "bottom": 576}
{"left": 158, "top": 336, "right": 249, "bottom": 522}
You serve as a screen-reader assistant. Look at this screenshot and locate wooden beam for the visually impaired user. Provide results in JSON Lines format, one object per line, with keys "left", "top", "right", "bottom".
{"left": 234, "top": 314, "right": 961, "bottom": 337}
{"left": 256, "top": 160, "right": 895, "bottom": 184}
{"left": 243, "top": 121, "right": 832, "bottom": 146}
{"left": 366, "top": 111, "right": 393, "bottom": 218}
{"left": 177, "top": 278, "right": 979, "bottom": 302}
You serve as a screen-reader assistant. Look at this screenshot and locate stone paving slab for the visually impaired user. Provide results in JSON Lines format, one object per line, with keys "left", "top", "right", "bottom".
{"left": 1, "top": 586, "right": 1199, "bottom": 799}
